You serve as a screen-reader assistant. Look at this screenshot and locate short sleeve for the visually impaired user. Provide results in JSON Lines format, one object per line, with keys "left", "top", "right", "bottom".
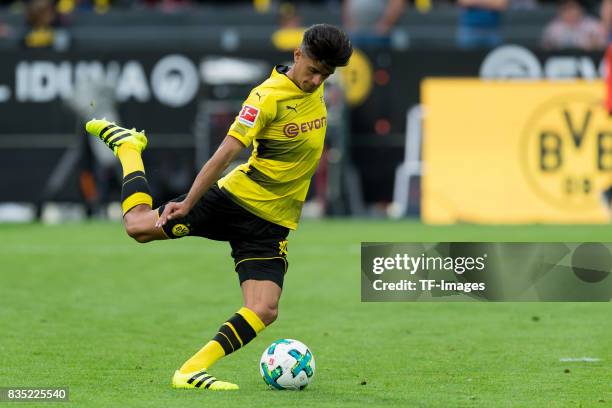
{"left": 228, "top": 89, "right": 276, "bottom": 148}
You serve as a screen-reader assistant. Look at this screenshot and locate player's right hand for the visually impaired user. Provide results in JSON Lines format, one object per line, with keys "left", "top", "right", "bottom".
{"left": 156, "top": 201, "right": 190, "bottom": 228}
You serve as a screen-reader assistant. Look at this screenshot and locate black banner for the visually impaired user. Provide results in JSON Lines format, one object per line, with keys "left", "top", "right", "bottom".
{"left": 0, "top": 46, "right": 606, "bottom": 203}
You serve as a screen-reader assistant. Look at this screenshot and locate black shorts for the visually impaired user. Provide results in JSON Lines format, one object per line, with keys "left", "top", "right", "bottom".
{"left": 158, "top": 184, "right": 289, "bottom": 288}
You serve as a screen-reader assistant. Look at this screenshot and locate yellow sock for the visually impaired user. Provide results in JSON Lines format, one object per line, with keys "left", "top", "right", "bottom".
{"left": 117, "top": 144, "right": 144, "bottom": 177}
{"left": 179, "top": 307, "right": 266, "bottom": 374}
{"left": 118, "top": 144, "right": 152, "bottom": 214}
{"left": 180, "top": 341, "right": 225, "bottom": 374}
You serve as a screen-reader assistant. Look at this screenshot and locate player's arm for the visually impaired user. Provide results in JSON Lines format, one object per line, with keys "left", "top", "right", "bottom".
{"left": 155, "top": 135, "right": 244, "bottom": 228}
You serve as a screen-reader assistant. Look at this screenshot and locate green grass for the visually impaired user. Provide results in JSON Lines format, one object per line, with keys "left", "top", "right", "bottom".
{"left": 0, "top": 220, "right": 610, "bottom": 407}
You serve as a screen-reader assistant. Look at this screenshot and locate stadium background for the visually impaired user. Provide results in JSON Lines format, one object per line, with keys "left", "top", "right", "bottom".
{"left": 0, "top": 1, "right": 611, "bottom": 407}
{"left": 2, "top": 0, "right": 610, "bottom": 221}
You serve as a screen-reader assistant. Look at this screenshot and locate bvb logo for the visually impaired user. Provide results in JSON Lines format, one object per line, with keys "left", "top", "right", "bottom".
{"left": 520, "top": 94, "right": 612, "bottom": 211}
{"left": 172, "top": 224, "right": 190, "bottom": 237}
{"left": 337, "top": 48, "right": 373, "bottom": 107}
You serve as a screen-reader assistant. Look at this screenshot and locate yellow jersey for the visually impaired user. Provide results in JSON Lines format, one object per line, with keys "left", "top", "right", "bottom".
{"left": 218, "top": 65, "right": 327, "bottom": 230}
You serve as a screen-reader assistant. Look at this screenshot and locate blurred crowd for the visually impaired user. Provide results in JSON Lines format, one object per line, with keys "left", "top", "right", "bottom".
{"left": 1, "top": 0, "right": 612, "bottom": 50}
{"left": 343, "top": 0, "right": 612, "bottom": 50}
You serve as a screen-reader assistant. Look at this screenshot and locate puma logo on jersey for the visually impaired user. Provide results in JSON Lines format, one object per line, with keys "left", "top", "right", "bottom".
{"left": 286, "top": 104, "right": 298, "bottom": 113}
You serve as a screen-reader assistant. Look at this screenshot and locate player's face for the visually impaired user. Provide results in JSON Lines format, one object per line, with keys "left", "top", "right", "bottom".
{"left": 292, "top": 48, "right": 335, "bottom": 93}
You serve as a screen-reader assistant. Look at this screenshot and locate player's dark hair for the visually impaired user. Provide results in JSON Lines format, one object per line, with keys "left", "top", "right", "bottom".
{"left": 302, "top": 24, "right": 353, "bottom": 68}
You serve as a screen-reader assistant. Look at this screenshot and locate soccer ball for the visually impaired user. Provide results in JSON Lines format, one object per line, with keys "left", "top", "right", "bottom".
{"left": 259, "top": 339, "right": 315, "bottom": 390}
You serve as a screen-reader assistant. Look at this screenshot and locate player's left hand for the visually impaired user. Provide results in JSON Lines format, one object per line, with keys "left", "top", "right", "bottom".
{"left": 155, "top": 201, "right": 190, "bottom": 228}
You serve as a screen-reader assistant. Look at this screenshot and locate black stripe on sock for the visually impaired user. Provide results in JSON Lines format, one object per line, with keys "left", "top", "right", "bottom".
{"left": 228, "top": 313, "right": 257, "bottom": 345}
{"left": 121, "top": 171, "right": 151, "bottom": 202}
{"left": 195, "top": 375, "right": 213, "bottom": 388}
{"left": 123, "top": 170, "right": 146, "bottom": 184}
{"left": 103, "top": 128, "right": 126, "bottom": 142}
{"left": 212, "top": 331, "right": 234, "bottom": 355}
{"left": 219, "top": 324, "right": 241, "bottom": 351}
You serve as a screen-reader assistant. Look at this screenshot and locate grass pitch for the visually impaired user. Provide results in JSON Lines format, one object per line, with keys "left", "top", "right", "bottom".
{"left": 0, "top": 220, "right": 610, "bottom": 407}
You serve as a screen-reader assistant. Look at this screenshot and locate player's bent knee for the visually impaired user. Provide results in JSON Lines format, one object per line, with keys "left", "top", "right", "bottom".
{"left": 125, "top": 227, "right": 147, "bottom": 243}
{"left": 125, "top": 221, "right": 152, "bottom": 243}
{"left": 123, "top": 210, "right": 161, "bottom": 243}
{"left": 133, "top": 233, "right": 153, "bottom": 244}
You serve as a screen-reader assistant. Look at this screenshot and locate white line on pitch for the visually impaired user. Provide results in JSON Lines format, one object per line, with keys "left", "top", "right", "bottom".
{"left": 559, "top": 357, "right": 601, "bottom": 362}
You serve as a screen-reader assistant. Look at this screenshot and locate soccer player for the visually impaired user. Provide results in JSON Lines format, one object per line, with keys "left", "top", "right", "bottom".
{"left": 85, "top": 24, "right": 352, "bottom": 390}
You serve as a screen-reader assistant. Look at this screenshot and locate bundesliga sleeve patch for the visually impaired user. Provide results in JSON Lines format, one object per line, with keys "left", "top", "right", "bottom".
{"left": 238, "top": 105, "right": 260, "bottom": 128}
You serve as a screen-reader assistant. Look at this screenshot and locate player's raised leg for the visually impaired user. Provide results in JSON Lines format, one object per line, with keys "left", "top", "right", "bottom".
{"left": 172, "top": 279, "right": 281, "bottom": 390}
{"left": 85, "top": 119, "right": 167, "bottom": 242}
